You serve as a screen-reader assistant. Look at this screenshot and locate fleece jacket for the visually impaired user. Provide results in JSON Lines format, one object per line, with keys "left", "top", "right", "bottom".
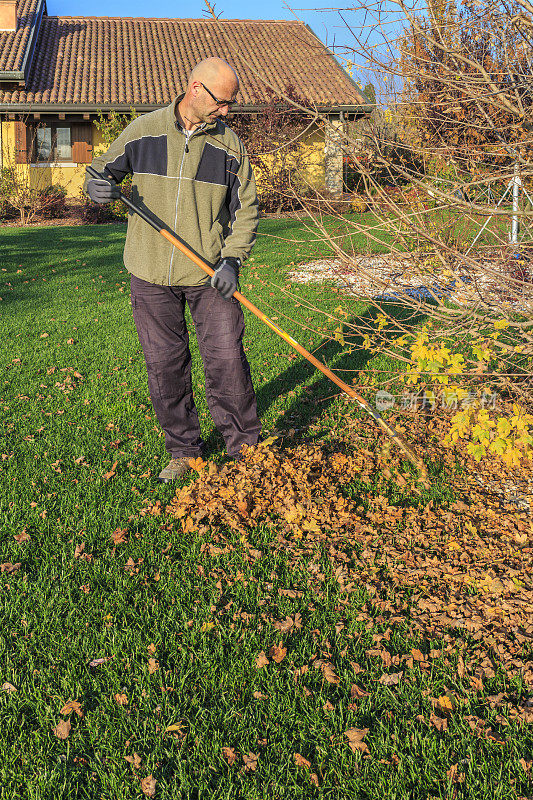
{"left": 82, "top": 95, "right": 258, "bottom": 286}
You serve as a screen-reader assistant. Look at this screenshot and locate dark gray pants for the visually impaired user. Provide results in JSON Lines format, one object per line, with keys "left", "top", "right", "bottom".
{"left": 130, "top": 274, "right": 261, "bottom": 459}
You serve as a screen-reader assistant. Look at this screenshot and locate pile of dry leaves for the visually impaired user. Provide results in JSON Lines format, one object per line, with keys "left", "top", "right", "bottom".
{"left": 143, "top": 423, "right": 533, "bottom": 686}
{"left": 165, "top": 443, "right": 364, "bottom": 537}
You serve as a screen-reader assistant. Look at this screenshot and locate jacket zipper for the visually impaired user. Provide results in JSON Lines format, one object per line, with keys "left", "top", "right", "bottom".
{"left": 167, "top": 123, "right": 206, "bottom": 286}
{"left": 168, "top": 133, "right": 188, "bottom": 286}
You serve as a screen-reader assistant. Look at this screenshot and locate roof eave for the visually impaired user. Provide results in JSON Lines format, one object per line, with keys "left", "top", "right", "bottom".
{"left": 0, "top": 102, "right": 370, "bottom": 114}
{"left": 0, "top": 71, "right": 25, "bottom": 80}
{"left": 0, "top": 0, "right": 46, "bottom": 83}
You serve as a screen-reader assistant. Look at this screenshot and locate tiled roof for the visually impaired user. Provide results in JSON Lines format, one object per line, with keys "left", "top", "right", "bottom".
{"left": 0, "top": 0, "right": 44, "bottom": 75}
{"left": 0, "top": 13, "right": 366, "bottom": 109}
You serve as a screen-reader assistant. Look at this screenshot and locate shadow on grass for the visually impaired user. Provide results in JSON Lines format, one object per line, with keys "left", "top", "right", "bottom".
{"left": 0, "top": 224, "right": 127, "bottom": 309}
{"left": 201, "top": 300, "right": 429, "bottom": 457}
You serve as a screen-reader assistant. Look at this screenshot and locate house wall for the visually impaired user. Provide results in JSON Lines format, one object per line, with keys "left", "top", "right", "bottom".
{"left": 250, "top": 123, "right": 325, "bottom": 199}
{"left": 299, "top": 125, "right": 325, "bottom": 188}
{"left": 1, "top": 119, "right": 100, "bottom": 197}
{"left": 1, "top": 119, "right": 327, "bottom": 198}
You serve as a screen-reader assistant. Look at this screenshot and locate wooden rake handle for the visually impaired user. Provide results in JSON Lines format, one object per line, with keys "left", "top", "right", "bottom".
{"left": 86, "top": 166, "right": 427, "bottom": 477}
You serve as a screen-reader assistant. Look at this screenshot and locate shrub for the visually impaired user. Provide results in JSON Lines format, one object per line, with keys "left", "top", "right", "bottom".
{"left": 79, "top": 190, "right": 117, "bottom": 224}
{"left": 0, "top": 167, "right": 20, "bottom": 221}
{"left": 350, "top": 194, "right": 368, "bottom": 213}
{"left": 0, "top": 195, "right": 18, "bottom": 221}
{"left": 38, "top": 184, "right": 68, "bottom": 219}
{"left": 231, "top": 88, "right": 315, "bottom": 213}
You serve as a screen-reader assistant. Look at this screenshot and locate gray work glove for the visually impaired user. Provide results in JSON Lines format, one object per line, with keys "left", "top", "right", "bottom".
{"left": 86, "top": 176, "right": 120, "bottom": 204}
{"left": 210, "top": 256, "right": 241, "bottom": 300}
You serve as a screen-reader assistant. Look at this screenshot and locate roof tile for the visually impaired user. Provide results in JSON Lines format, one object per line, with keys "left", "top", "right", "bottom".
{"left": 0, "top": 0, "right": 41, "bottom": 73}
{"left": 0, "top": 16, "right": 364, "bottom": 108}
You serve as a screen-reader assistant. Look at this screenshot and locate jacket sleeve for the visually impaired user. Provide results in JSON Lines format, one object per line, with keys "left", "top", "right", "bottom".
{"left": 82, "top": 122, "right": 137, "bottom": 196}
{"left": 220, "top": 143, "right": 258, "bottom": 263}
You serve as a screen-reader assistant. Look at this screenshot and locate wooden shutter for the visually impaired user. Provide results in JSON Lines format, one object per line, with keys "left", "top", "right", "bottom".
{"left": 14, "top": 120, "right": 28, "bottom": 163}
{"left": 71, "top": 122, "right": 93, "bottom": 163}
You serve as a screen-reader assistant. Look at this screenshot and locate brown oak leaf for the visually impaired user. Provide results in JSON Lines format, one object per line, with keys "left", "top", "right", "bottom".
{"left": 447, "top": 763, "right": 465, "bottom": 783}
{"left": 242, "top": 752, "right": 258, "bottom": 772}
{"left": 125, "top": 752, "right": 142, "bottom": 769}
{"left": 111, "top": 528, "right": 128, "bottom": 545}
{"left": 0, "top": 562, "right": 21, "bottom": 574}
{"left": 322, "top": 663, "right": 340, "bottom": 684}
{"left": 102, "top": 461, "right": 118, "bottom": 481}
{"left": 222, "top": 747, "right": 238, "bottom": 765}
{"left": 74, "top": 543, "right": 86, "bottom": 559}
{"left": 60, "top": 699, "right": 83, "bottom": 718}
{"left": 294, "top": 753, "right": 311, "bottom": 769}
{"left": 140, "top": 774, "right": 157, "bottom": 797}
{"left": 269, "top": 644, "right": 287, "bottom": 664}
{"left": 345, "top": 728, "right": 369, "bottom": 754}
{"left": 53, "top": 718, "right": 71, "bottom": 739}
{"left": 255, "top": 651, "right": 269, "bottom": 668}
{"left": 379, "top": 671, "right": 403, "bottom": 686}
{"left": 429, "top": 713, "right": 448, "bottom": 732}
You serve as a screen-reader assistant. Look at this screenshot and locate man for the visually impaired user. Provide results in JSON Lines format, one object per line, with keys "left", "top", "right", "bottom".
{"left": 83, "top": 58, "right": 261, "bottom": 482}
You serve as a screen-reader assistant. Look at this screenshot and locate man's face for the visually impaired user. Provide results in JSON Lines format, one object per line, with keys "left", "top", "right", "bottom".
{"left": 191, "top": 76, "right": 239, "bottom": 123}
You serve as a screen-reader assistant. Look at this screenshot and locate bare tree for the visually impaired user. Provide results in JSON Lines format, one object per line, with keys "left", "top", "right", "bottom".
{"left": 206, "top": 0, "right": 533, "bottom": 464}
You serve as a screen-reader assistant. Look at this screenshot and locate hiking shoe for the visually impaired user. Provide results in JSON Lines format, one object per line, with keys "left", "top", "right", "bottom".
{"left": 158, "top": 457, "right": 194, "bottom": 483}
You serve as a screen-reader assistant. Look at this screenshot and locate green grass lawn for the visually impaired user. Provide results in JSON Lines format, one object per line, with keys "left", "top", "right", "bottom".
{"left": 0, "top": 221, "right": 531, "bottom": 799}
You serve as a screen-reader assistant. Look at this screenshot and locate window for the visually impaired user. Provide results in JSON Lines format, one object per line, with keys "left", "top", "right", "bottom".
{"left": 34, "top": 124, "right": 73, "bottom": 163}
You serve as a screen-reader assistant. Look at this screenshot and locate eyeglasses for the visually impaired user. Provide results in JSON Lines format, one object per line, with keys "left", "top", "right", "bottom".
{"left": 200, "top": 82, "right": 237, "bottom": 108}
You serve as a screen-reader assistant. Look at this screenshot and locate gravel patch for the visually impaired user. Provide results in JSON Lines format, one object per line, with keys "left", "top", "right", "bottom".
{"left": 287, "top": 255, "right": 533, "bottom": 312}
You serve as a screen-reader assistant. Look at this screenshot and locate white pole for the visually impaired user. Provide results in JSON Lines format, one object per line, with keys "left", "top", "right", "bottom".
{"left": 510, "top": 159, "right": 520, "bottom": 245}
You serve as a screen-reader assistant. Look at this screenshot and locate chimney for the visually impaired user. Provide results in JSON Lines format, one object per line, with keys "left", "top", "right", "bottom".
{"left": 0, "top": 0, "right": 18, "bottom": 31}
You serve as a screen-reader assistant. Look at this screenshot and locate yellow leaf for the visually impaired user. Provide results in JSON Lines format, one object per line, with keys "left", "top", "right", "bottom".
{"left": 433, "top": 695, "right": 454, "bottom": 715}
{"left": 60, "top": 699, "right": 84, "bottom": 718}
{"left": 200, "top": 622, "right": 215, "bottom": 633}
{"left": 260, "top": 435, "right": 278, "bottom": 447}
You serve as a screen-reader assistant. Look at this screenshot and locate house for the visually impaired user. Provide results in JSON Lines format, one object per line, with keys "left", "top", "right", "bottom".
{"left": 0, "top": 0, "right": 369, "bottom": 200}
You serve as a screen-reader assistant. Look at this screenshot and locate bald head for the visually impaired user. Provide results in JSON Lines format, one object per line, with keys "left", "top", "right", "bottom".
{"left": 178, "top": 57, "right": 240, "bottom": 129}
{"left": 189, "top": 58, "right": 239, "bottom": 92}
